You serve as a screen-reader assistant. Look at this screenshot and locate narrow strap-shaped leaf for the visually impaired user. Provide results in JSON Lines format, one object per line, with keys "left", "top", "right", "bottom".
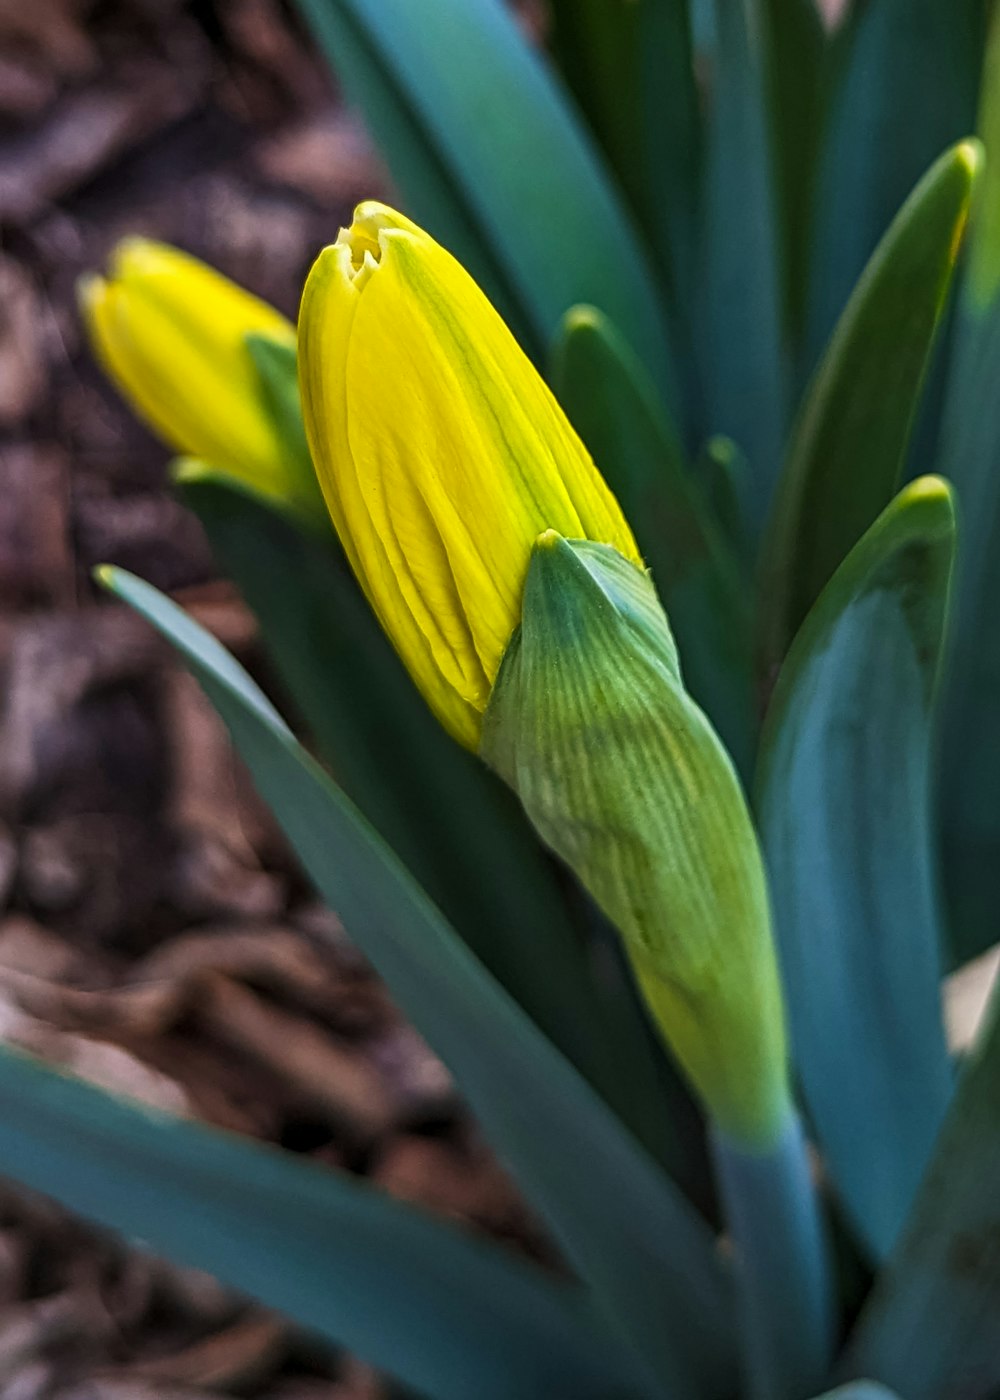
{"left": 99, "top": 565, "right": 737, "bottom": 1400}
{"left": 292, "top": 0, "right": 676, "bottom": 397}
{"left": 845, "top": 989, "right": 1000, "bottom": 1399}
{"left": 551, "top": 305, "right": 754, "bottom": 774}
{"left": 756, "top": 477, "right": 956, "bottom": 1261}
{"left": 759, "top": 141, "right": 978, "bottom": 682}
{"left": 0, "top": 1045, "right": 641, "bottom": 1400}
{"left": 937, "top": 6, "right": 1000, "bottom": 969}
{"left": 697, "top": 435, "right": 754, "bottom": 575}
{"left": 806, "top": 0, "right": 985, "bottom": 363}
{"left": 176, "top": 466, "right": 689, "bottom": 1186}
{"left": 546, "top": 0, "right": 700, "bottom": 337}
{"left": 763, "top": 0, "right": 826, "bottom": 340}
{"left": 700, "top": 0, "right": 788, "bottom": 538}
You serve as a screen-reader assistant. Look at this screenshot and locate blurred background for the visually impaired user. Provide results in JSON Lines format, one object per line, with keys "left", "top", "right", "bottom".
{"left": 0, "top": 2, "right": 560, "bottom": 1395}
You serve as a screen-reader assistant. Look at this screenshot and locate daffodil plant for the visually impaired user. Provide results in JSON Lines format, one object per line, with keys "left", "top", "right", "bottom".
{"left": 7, "top": 5, "right": 1000, "bottom": 1400}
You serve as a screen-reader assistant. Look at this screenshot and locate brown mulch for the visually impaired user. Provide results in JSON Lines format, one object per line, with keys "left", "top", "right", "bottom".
{"left": 0, "top": 1, "right": 550, "bottom": 1394}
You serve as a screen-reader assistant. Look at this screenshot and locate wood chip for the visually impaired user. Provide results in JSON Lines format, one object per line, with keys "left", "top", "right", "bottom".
{"left": 199, "top": 974, "right": 398, "bottom": 1140}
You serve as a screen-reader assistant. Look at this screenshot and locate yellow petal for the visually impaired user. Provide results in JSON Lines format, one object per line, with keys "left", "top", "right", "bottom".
{"left": 298, "top": 201, "right": 640, "bottom": 748}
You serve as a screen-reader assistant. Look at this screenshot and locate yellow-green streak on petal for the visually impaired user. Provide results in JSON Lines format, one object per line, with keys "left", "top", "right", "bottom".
{"left": 298, "top": 201, "right": 640, "bottom": 749}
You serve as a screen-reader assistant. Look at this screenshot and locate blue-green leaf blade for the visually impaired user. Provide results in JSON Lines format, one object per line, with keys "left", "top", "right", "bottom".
{"left": 700, "top": 0, "right": 788, "bottom": 536}
{"left": 293, "top": 0, "right": 675, "bottom": 395}
{"left": 0, "top": 1045, "right": 640, "bottom": 1400}
{"left": 806, "top": 0, "right": 985, "bottom": 361}
{"left": 936, "top": 6, "right": 1000, "bottom": 968}
{"left": 756, "top": 478, "right": 956, "bottom": 1261}
{"left": 546, "top": 0, "right": 700, "bottom": 336}
{"left": 760, "top": 141, "right": 978, "bottom": 681}
{"left": 99, "top": 565, "right": 736, "bottom": 1399}
{"left": 845, "top": 992, "right": 1000, "bottom": 1399}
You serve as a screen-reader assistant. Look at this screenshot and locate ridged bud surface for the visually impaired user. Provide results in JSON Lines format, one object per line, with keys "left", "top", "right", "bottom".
{"left": 482, "top": 534, "right": 790, "bottom": 1146}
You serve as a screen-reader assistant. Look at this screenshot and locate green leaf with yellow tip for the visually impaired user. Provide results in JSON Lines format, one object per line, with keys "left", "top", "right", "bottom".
{"left": 97, "top": 563, "right": 737, "bottom": 1400}
{"left": 756, "top": 476, "right": 956, "bottom": 1261}
{"left": 936, "top": 7, "right": 1000, "bottom": 969}
{"left": 760, "top": 140, "right": 978, "bottom": 685}
{"left": 174, "top": 463, "right": 695, "bottom": 1188}
{"left": 806, "top": 0, "right": 985, "bottom": 362}
{"left": 482, "top": 535, "right": 791, "bottom": 1151}
{"left": 0, "top": 1045, "right": 639, "bottom": 1400}
{"left": 844, "top": 983, "right": 1000, "bottom": 1400}
{"left": 291, "top": 0, "right": 676, "bottom": 395}
{"left": 551, "top": 305, "right": 754, "bottom": 773}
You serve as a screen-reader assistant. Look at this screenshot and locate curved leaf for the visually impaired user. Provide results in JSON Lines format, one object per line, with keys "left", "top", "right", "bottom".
{"left": 292, "top": 0, "right": 676, "bottom": 396}
{"left": 760, "top": 141, "right": 978, "bottom": 682}
{"left": 756, "top": 477, "right": 956, "bottom": 1261}
{"left": 806, "top": 0, "right": 985, "bottom": 361}
{"left": 845, "top": 989, "right": 1000, "bottom": 1399}
{"left": 99, "top": 565, "right": 736, "bottom": 1400}
{"left": 546, "top": 0, "right": 700, "bottom": 335}
{"left": 0, "top": 1045, "right": 637, "bottom": 1400}
{"left": 937, "top": 6, "right": 1000, "bottom": 968}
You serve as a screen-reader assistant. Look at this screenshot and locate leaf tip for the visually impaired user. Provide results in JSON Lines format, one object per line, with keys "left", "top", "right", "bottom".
{"left": 92, "top": 563, "right": 119, "bottom": 593}
{"left": 559, "top": 303, "right": 606, "bottom": 340}
{"left": 893, "top": 475, "right": 956, "bottom": 543}
{"left": 956, "top": 137, "right": 985, "bottom": 184}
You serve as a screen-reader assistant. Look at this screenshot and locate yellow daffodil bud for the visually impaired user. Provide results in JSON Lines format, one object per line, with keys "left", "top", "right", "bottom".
{"left": 80, "top": 239, "right": 323, "bottom": 519}
{"left": 297, "top": 201, "right": 641, "bottom": 750}
{"left": 482, "top": 535, "right": 792, "bottom": 1147}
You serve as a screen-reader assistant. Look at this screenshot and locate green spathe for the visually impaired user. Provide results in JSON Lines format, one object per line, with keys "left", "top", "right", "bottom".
{"left": 481, "top": 534, "right": 790, "bottom": 1148}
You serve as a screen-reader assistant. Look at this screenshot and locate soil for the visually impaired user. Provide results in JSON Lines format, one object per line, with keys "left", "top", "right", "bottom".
{"left": 0, "top": 1, "right": 549, "bottom": 1394}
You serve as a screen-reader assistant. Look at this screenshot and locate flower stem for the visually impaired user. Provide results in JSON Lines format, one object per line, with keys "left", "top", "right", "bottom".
{"left": 712, "top": 1110, "right": 835, "bottom": 1400}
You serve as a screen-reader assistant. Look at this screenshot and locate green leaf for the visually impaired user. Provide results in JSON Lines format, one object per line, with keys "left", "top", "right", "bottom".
{"left": 546, "top": 0, "right": 700, "bottom": 332}
{"left": 700, "top": 0, "right": 788, "bottom": 537}
{"left": 845, "top": 990, "right": 1000, "bottom": 1398}
{"left": 756, "top": 477, "right": 956, "bottom": 1261}
{"left": 175, "top": 466, "right": 693, "bottom": 1186}
{"left": 763, "top": 0, "right": 827, "bottom": 338}
{"left": 806, "top": 0, "right": 985, "bottom": 362}
{"left": 551, "top": 306, "right": 755, "bottom": 775}
{"left": 244, "top": 334, "right": 313, "bottom": 488}
{"left": 759, "top": 141, "right": 978, "bottom": 683}
{"left": 291, "top": 0, "right": 676, "bottom": 398}
{"left": 0, "top": 1045, "right": 639, "bottom": 1400}
{"left": 696, "top": 435, "right": 754, "bottom": 575}
{"left": 98, "top": 564, "right": 736, "bottom": 1400}
{"left": 936, "top": 6, "right": 1000, "bottom": 968}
